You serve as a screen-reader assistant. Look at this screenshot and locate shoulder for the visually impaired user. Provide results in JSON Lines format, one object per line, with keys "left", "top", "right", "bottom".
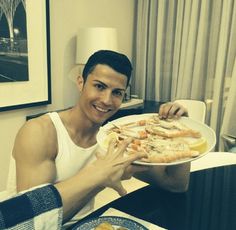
{"left": 13, "top": 114, "right": 57, "bottom": 160}
{"left": 18, "top": 114, "right": 55, "bottom": 139}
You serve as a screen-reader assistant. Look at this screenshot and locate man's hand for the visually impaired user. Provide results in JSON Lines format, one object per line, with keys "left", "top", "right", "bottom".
{"left": 92, "top": 138, "right": 147, "bottom": 196}
{"left": 159, "top": 102, "right": 188, "bottom": 119}
{"left": 121, "top": 164, "right": 149, "bottom": 180}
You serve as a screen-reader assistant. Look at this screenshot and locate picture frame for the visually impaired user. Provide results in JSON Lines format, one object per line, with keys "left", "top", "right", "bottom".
{"left": 0, "top": 0, "right": 51, "bottom": 112}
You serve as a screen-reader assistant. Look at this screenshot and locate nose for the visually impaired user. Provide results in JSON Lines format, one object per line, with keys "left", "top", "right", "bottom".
{"left": 101, "top": 90, "right": 112, "bottom": 105}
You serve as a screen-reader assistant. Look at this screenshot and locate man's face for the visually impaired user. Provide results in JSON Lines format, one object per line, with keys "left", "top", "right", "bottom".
{"left": 78, "top": 64, "right": 127, "bottom": 125}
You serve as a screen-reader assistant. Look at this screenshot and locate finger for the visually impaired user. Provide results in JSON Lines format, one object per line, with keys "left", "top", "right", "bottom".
{"left": 107, "top": 138, "right": 117, "bottom": 156}
{"left": 115, "top": 137, "right": 133, "bottom": 156}
{"left": 170, "top": 104, "right": 188, "bottom": 118}
{"left": 112, "top": 182, "right": 127, "bottom": 196}
{"left": 167, "top": 104, "right": 181, "bottom": 118}
{"left": 95, "top": 151, "right": 105, "bottom": 159}
{"left": 175, "top": 107, "right": 188, "bottom": 117}
{"left": 122, "top": 151, "right": 148, "bottom": 167}
{"left": 159, "top": 103, "right": 172, "bottom": 119}
{"left": 112, "top": 151, "right": 147, "bottom": 167}
{"left": 122, "top": 165, "right": 149, "bottom": 180}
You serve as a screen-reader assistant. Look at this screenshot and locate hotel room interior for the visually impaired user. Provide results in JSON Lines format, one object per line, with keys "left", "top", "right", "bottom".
{"left": 0, "top": 0, "right": 236, "bottom": 221}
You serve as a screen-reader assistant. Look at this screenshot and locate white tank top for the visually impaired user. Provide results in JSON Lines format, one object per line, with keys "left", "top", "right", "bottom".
{"left": 48, "top": 112, "right": 98, "bottom": 181}
{"left": 48, "top": 112, "right": 98, "bottom": 219}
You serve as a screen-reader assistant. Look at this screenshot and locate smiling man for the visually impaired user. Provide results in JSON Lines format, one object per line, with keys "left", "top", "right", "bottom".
{"left": 12, "top": 50, "right": 190, "bottom": 222}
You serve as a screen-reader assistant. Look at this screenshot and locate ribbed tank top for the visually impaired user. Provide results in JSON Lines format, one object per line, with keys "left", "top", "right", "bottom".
{"left": 48, "top": 112, "right": 98, "bottom": 219}
{"left": 48, "top": 112, "right": 98, "bottom": 182}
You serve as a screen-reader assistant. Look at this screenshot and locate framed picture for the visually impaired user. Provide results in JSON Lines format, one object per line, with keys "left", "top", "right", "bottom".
{"left": 0, "top": 0, "right": 51, "bottom": 112}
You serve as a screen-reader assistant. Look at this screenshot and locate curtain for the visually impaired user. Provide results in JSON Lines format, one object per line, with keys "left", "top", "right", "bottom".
{"left": 133, "top": 0, "right": 236, "bottom": 149}
{"left": 209, "top": 0, "right": 236, "bottom": 147}
{"left": 220, "top": 58, "right": 236, "bottom": 149}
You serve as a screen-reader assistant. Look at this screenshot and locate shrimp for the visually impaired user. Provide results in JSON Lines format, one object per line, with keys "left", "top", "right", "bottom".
{"left": 146, "top": 126, "right": 201, "bottom": 138}
{"left": 115, "top": 115, "right": 160, "bottom": 129}
{"left": 143, "top": 150, "right": 200, "bottom": 163}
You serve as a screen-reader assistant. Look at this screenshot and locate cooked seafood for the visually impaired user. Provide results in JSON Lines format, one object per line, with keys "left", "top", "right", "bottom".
{"left": 105, "top": 114, "right": 207, "bottom": 163}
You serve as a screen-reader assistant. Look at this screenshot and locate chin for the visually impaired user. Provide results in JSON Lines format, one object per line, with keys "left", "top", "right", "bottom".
{"left": 95, "top": 113, "right": 116, "bottom": 125}
{"left": 98, "top": 114, "right": 113, "bottom": 124}
{"left": 88, "top": 113, "right": 109, "bottom": 125}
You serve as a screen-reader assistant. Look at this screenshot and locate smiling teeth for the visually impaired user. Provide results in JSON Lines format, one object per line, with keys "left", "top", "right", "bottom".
{"left": 95, "top": 106, "right": 109, "bottom": 113}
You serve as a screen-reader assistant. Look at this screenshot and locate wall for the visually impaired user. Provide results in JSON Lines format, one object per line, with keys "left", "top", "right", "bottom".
{"left": 0, "top": 0, "right": 135, "bottom": 191}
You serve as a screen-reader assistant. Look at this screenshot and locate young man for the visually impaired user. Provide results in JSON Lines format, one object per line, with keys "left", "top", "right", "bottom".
{"left": 12, "top": 50, "right": 189, "bottom": 222}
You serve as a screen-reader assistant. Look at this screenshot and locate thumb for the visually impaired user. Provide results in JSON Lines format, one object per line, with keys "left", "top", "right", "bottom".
{"left": 95, "top": 151, "right": 105, "bottom": 159}
{"left": 112, "top": 182, "right": 127, "bottom": 196}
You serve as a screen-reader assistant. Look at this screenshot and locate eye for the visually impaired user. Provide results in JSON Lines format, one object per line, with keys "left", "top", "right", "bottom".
{"left": 112, "top": 90, "right": 123, "bottom": 97}
{"left": 94, "top": 83, "right": 105, "bottom": 91}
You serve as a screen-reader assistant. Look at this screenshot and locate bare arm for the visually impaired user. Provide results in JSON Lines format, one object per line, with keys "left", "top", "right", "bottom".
{"left": 13, "top": 116, "right": 57, "bottom": 192}
{"left": 134, "top": 163, "right": 190, "bottom": 192}
{"left": 54, "top": 169, "right": 104, "bottom": 223}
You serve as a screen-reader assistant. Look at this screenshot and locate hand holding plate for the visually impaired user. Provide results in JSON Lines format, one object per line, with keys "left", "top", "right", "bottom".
{"left": 159, "top": 102, "right": 188, "bottom": 119}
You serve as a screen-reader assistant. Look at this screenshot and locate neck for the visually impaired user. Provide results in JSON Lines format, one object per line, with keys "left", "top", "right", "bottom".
{"left": 72, "top": 106, "right": 100, "bottom": 130}
{"left": 60, "top": 106, "right": 100, "bottom": 147}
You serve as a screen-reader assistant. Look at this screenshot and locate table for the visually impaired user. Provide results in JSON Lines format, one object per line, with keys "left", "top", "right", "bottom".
{"left": 69, "top": 165, "right": 236, "bottom": 230}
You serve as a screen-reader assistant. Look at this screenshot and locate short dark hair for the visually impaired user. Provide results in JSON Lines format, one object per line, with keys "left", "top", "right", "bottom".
{"left": 82, "top": 50, "right": 132, "bottom": 86}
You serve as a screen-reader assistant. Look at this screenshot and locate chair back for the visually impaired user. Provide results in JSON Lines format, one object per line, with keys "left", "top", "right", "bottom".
{"left": 174, "top": 99, "right": 206, "bottom": 123}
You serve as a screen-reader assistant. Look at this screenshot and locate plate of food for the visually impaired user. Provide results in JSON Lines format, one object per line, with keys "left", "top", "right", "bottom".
{"left": 97, "top": 113, "right": 216, "bottom": 166}
{"left": 72, "top": 216, "right": 148, "bottom": 230}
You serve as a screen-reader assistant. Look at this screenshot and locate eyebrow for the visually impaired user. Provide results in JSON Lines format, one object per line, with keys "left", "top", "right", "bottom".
{"left": 93, "top": 80, "right": 126, "bottom": 91}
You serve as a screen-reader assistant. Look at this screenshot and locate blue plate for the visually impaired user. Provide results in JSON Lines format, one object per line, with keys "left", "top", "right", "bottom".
{"left": 72, "top": 216, "right": 148, "bottom": 230}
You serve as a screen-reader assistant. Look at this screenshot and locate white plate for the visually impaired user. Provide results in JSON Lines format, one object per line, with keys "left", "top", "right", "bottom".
{"left": 97, "top": 113, "right": 216, "bottom": 166}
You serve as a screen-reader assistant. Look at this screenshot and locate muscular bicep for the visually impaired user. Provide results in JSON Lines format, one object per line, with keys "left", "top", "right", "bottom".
{"left": 13, "top": 119, "right": 57, "bottom": 192}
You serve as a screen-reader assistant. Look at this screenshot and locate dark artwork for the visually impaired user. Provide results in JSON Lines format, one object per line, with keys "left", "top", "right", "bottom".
{"left": 0, "top": 0, "right": 28, "bottom": 82}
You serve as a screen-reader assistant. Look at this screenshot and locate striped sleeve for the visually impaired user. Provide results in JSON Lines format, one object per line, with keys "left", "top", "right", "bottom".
{"left": 0, "top": 185, "right": 63, "bottom": 229}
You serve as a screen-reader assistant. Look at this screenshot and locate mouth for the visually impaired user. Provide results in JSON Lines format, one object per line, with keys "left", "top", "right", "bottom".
{"left": 93, "top": 105, "right": 112, "bottom": 113}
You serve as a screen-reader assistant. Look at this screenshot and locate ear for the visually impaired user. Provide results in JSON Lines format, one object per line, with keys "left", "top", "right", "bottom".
{"left": 76, "top": 75, "right": 84, "bottom": 92}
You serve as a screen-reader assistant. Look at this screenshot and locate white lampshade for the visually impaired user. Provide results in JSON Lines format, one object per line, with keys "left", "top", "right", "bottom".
{"left": 76, "top": 27, "right": 118, "bottom": 64}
